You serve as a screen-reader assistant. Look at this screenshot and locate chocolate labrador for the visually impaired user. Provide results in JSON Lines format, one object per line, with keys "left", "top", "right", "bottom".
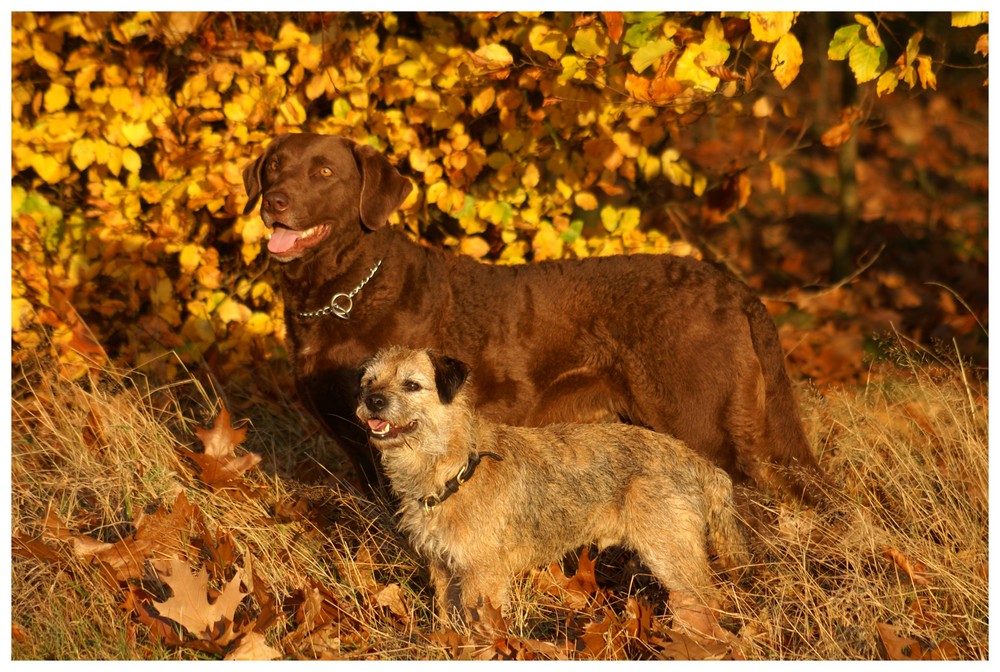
{"left": 242, "top": 132, "right": 826, "bottom": 503}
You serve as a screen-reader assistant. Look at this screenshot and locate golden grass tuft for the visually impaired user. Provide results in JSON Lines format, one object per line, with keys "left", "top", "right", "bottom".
{"left": 10, "top": 342, "right": 987, "bottom": 660}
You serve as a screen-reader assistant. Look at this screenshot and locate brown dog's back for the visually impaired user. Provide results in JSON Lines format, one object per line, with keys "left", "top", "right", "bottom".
{"left": 242, "top": 133, "right": 826, "bottom": 503}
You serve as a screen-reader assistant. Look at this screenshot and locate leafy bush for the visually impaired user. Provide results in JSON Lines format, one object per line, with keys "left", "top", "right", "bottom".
{"left": 11, "top": 11, "right": 987, "bottom": 379}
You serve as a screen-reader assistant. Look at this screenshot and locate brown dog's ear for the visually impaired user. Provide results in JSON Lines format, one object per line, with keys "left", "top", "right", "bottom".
{"left": 242, "top": 135, "right": 290, "bottom": 215}
{"left": 242, "top": 153, "right": 266, "bottom": 215}
{"left": 428, "top": 351, "right": 470, "bottom": 405}
{"left": 352, "top": 143, "right": 413, "bottom": 231}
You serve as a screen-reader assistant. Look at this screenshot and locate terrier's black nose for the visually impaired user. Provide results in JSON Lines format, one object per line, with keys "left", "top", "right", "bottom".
{"left": 365, "top": 394, "right": 387, "bottom": 412}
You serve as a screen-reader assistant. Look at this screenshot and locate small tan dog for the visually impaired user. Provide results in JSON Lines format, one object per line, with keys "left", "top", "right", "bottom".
{"left": 356, "top": 346, "right": 749, "bottom": 636}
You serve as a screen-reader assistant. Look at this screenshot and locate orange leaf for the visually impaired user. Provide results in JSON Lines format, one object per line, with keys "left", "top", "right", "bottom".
{"left": 882, "top": 545, "right": 929, "bottom": 585}
{"left": 875, "top": 622, "right": 924, "bottom": 660}
{"left": 190, "top": 406, "right": 260, "bottom": 486}
{"left": 602, "top": 12, "right": 624, "bottom": 44}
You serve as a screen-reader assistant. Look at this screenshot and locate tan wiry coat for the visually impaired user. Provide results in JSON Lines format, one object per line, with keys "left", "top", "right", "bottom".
{"left": 357, "top": 346, "right": 749, "bottom": 634}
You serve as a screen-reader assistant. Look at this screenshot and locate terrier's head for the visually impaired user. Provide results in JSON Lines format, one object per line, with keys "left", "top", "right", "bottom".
{"left": 356, "top": 346, "right": 471, "bottom": 451}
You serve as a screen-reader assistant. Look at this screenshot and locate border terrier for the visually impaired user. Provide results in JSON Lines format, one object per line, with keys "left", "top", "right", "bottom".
{"left": 356, "top": 346, "right": 750, "bottom": 636}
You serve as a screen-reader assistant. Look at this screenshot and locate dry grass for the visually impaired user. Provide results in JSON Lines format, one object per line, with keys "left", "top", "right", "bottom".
{"left": 10, "top": 342, "right": 988, "bottom": 660}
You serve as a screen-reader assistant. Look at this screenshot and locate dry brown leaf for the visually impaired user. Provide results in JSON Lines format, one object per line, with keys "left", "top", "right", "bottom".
{"left": 189, "top": 405, "right": 260, "bottom": 486}
{"left": 882, "top": 545, "right": 929, "bottom": 585}
{"left": 152, "top": 556, "right": 247, "bottom": 644}
{"left": 651, "top": 625, "right": 736, "bottom": 661}
{"left": 134, "top": 490, "right": 201, "bottom": 558}
{"left": 224, "top": 632, "right": 282, "bottom": 661}
{"left": 875, "top": 622, "right": 924, "bottom": 660}
{"left": 374, "top": 583, "right": 408, "bottom": 620}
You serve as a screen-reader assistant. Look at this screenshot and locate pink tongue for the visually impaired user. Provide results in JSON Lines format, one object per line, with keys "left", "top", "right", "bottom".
{"left": 268, "top": 228, "right": 302, "bottom": 254}
{"left": 367, "top": 419, "right": 389, "bottom": 432}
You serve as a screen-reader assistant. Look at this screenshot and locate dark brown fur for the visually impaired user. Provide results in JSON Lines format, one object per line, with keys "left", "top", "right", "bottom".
{"left": 242, "top": 132, "right": 825, "bottom": 502}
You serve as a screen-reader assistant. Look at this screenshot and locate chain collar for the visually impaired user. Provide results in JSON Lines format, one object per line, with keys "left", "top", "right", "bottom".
{"left": 420, "top": 451, "right": 504, "bottom": 510}
{"left": 296, "top": 258, "right": 383, "bottom": 320}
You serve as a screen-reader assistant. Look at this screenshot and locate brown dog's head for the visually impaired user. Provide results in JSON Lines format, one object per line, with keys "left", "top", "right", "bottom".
{"left": 356, "top": 346, "right": 471, "bottom": 451}
{"left": 242, "top": 133, "right": 413, "bottom": 262}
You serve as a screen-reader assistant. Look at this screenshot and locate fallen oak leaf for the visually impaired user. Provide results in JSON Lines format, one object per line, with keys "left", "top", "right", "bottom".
{"left": 152, "top": 556, "right": 248, "bottom": 646}
{"left": 374, "top": 583, "right": 409, "bottom": 620}
{"left": 882, "top": 545, "right": 929, "bottom": 585}
{"left": 875, "top": 622, "right": 924, "bottom": 660}
{"left": 188, "top": 405, "right": 261, "bottom": 487}
{"left": 224, "top": 632, "right": 282, "bottom": 661}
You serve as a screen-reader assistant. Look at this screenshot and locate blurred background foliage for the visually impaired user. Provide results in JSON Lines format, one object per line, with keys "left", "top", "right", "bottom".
{"left": 10, "top": 11, "right": 988, "bottom": 384}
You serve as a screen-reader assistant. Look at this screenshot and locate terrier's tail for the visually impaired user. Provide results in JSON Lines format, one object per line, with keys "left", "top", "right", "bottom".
{"left": 705, "top": 466, "right": 751, "bottom": 581}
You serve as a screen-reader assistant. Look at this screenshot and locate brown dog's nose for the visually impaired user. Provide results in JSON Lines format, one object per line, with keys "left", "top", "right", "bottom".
{"left": 365, "top": 394, "right": 387, "bottom": 413}
{"left": 262, "top": 191, "right": 289, "bottom": 213}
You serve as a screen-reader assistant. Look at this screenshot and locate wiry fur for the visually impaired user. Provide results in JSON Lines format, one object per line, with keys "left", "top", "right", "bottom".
{"left": 356, "top": 346, "right": 750, "bottom": 635}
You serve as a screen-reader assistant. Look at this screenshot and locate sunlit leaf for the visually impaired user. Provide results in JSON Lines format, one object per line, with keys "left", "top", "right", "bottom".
{"left": 630, "top": 38, "right": 674, "bottom": 74}
{"left": 951, "top": 11, "right": 988, "bottom": 27}
{"left": 749, "top": 12, "right": 797, "bottom": 43}
{"left": 771, "top": 32, "right": 803, "bottom": 88}
{"left": 828, "top": 24, "right": 861, "bottom": 61}
{"left": 43, "top": 83, "right": 70, "bottom": 113}
{"left": 847, "top": 38, "right": 887, "bottom": 83}
{"left": 528, "top": 24, "right": 568, "bottom": 60}
{"left": 916, "top": 55, "right": 937, "bottom": 90}
{"left": 876, "top": 69, "right": 900, "bottom": 97}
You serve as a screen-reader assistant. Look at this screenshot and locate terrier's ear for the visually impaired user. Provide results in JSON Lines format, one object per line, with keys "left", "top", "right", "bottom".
{"left": 428, "top": 351, "right": 470, "bottom": 405}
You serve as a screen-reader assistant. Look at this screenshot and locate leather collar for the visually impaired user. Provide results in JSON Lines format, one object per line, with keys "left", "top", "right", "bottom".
{"left": 420, "top": 451, "right": 503, "bottom": 510}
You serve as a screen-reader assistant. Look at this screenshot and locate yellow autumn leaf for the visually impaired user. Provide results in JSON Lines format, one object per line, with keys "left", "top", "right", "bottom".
{"left": 43, "top": 84, "right": 70, "bottom": 113}
{"left": 521, "top": 162, "right": 540, "bottom": 189}
{"left": 32, "top": 35, "right": 62, "bottom": 72}
{"left": 951, "top": 11, "right": 988, "bottom": 27}
{"left": 70, "top": 138, "right": 97, "bottom": 171}
{"left": 473, "top": 43, "right": 513, "bottom": 69}
{"left": 674, "top": 17, "right": 730, "bottom": 92}
{"left": 916, "top": 55, "right": 937, "bottom": 90}
{"left": 532, "top": 222, "right": 564, "bottom": 261}
{"left": 121, "top": 121, "right": 153, "bottom": 147}
{"left": 109, "top": 86, "right": 135, "bottom": 113}
{"left": 460, "top": 235, "right": 491, "bottom": 259}
{"left": 216, "top": 297, "right": 251, "bottom": 324}
{"left": 298, "top": 42, "right": 322, "bottom": 71}
{"left": 528, "top": 24, "right": 568, "bottom": 60}
{"left": 122, "top": 148, "right": 141, "bottom": 173}
{"left": 770, "top": 161, "right": 787, "bottom": 194}
{"left": 749, "top": 12, "right": 797, "bottom": 43}
{"left": 279, "top": 96, "right": 307, "bottom": 125}
{"left": 31, "top": 152, "right": 71, "bottom": 185}
{"left": 12, "top": 298, "right": 36, "bottom": 332}
{"left": 243, "top": 312, "right": 275, "bottom": 337}
{"left": 179, "top": 244, "right": 201, "bottom": 274}
{"left": 876, "top": 69, "right": 899, "bottom": 97}
{"left": 771, "top": 32, "right": 803, "bottom": 89}
{"left": 471, "top": 87, "right": 496, "bottom": 115}
{"left": 574, "top": 191, "right": 599, "bottom": 211}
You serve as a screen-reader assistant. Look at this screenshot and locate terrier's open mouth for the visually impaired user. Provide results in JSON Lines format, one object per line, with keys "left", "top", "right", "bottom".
{"left": 366, "top": 418, "right": 417, "bottom": 441}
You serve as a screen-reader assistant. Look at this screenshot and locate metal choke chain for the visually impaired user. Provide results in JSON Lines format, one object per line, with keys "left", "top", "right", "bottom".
{"left": 296, "top": 258, "right": 383, "bottom": 320}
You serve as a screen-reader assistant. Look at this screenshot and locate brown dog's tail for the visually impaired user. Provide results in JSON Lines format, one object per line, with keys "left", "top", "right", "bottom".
{"left": 745, "top": 297, "right": 829, "bottom": 505}
{"left": 705, "top": 466, "right": 751, "bottom": 581}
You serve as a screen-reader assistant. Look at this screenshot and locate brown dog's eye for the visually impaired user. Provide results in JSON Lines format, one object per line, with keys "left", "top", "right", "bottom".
{"left": 403, "top": 381, "right": 421, "bottom": 392}
{"left": 267, "top": 158, "right": 279, "bottom": 171}
{"left": 319, "top": 167, "right": 333, "bottom": 177}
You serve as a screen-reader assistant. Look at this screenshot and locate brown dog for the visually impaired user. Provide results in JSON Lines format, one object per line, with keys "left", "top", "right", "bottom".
{"left": 242, "top": 132, "right": 825, "bottom": 503}
{"left": 356, "top": 346, "right": 749, "bottom": 635}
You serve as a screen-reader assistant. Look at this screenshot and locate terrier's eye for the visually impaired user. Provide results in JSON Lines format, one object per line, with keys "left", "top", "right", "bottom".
{"left": 403, "top": 380, "right": 421, "bottom": 392}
